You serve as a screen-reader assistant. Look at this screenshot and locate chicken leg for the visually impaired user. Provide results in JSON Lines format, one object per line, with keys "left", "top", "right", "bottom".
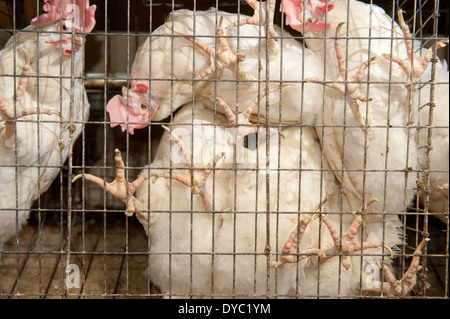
{"left": 151, "top": 125, "right": 225, "bottom": 212}
{"left": 383, "top": 11, "right": 448, "bottom": 81}
{"left": 379, "top": 238, "right": 429, "bottom": 296}
{"left": 272, "top": 199, "right": 329, "bottom": 268}
{"left": 362, "top": 238, "right": 429, "bottom": 296}
{"left": 72, "top": 149, "right": 148, "bottom": 217}
{"left": 1, "top": 60, "right": 60, "bottom": 148}
{"left": 320, "top": 198, "right": 393, "bottom": 270}
{"left": 227, "top": 0, "right": 279, "bottom": 56}
{"left": 165, "top": 16, "right": 255, "bottom": 85}
{"left": 307, "top": 22, "right": 375, "bottom": 136}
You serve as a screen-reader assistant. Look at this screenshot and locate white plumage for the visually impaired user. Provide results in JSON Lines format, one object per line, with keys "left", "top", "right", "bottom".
{"left": 72, "top": 2, "right": 435, "bottom": 297}
{"left": 106, "top": 8, "right": 325, "bottom": 134}
{"left": 285, "top": 0, "right": 419, "bottom": 216}
{"left": 0, "top": 1, "right": 95, "bottom": 252}
{"left": 78, "top": 102, "right": 401, "bottom": 297}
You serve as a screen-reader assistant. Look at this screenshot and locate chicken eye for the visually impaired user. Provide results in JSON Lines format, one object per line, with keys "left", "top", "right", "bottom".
{"left": 62, "top": 24, "right": 67, "bottom": 31}
{"left": 141, "top": 104, "right": 148, "bottom": 110}
{"left": 308, "top": 19, "right": 313, "bottom": 23}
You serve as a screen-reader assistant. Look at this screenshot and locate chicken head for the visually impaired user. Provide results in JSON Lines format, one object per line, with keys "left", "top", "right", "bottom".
{"left": 106, "top": 80, "right": 160, "bottom": 134}
{"left": 281, "top": 0, "right": 334, "bottom": 33}
{"left": 31, "top": 0, "right": 97, "bottom": 56}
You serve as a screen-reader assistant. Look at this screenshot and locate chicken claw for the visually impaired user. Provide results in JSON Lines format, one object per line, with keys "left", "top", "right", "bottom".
{"left": 151, "top": 125, "right": 225, "bottom": 211}
{"left": 272, "top": 199, "right": 328, "bottom": 268}
{"left": 306, "top": 22, "right": 375, "bottom": 136}
{"left": 227, "top": 0, "right": 279, "bottom": 56}
{"left": 1, "top": 60, "right": 60, "bottom": 147}
{"left": 383, "top": 10, "right": 449, "bottom": 81}
{"left": 435, "top": 178, "right": 449, "bottom": 191}
{"left": 216, "top": 85, "right": 286, "bottom": 147}
{"left": 320, "top": 198, "right": 392, "bottom": 270}
{"left": 166, "top": 16, "right": 255, "bottom": 85}
{"left": 72, "top": 149, "right": 148, "bottom": 217}
{"left": 379, "top": 238, "right": 429, "bottom": 296}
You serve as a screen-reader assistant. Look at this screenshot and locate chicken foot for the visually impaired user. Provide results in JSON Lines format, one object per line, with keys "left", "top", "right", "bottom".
{"left": 165, "top": 16, "right": 255, "bottom": 86}
{"left": 383, "top": 10, "right": 448, "bottom": 82}
{"left": 0, "top": 58, "right": 60, "bottom": 148}
{"left": 363, "top": 238, "right": 429, "bottom": 296}
{"left": 215, "top": 84, "right": 286, "bottom": 147}
{"left": 151, "top": 125, "right": 225, "bottom": 212}
{"left": 71, "top": 149, "right": 150, "bottom": 226}
{"left": 227, "top": 0, "right": 279, "bottom": 56}
{"left": 272, "top": 199, "right": 328, "bottom": 268}
{"left": 319, "top": 198, "right": 393, "bottom": 270}
{"left": 307, "top": 22, "right": 375, "bottom": 136}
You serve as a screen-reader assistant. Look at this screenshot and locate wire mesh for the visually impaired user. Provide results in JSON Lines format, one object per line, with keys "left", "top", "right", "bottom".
{"left": 0, "top": 0, "right": 448, "bottom": 299}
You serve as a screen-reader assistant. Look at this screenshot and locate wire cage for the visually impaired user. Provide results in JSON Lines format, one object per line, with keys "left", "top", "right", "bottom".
{"left": 0, "top": 0, "right": 448, "bottom": 299}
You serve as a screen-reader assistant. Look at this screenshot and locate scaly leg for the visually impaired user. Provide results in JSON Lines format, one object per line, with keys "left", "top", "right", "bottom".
{"left": 166, "top": 17, "right": 254, "bottom": 85}
{"left": 379, "top": 238, "right": 429, "bottom": 296}
{"left": 227, "top": 0, "right": 279, "bottom": 56}
{"left": 71, "top": 149, "right": 148, "bottom": 220}
{"left": 320, "top": 198, "right": 392, "bottom": 270}
{"left": 383, "top": 11, "right": 448, "bottom": 81}
{"left": 1, "top": 60, "right": 60, "bottom": 147}
{"left": 151, "top": 125, "right": 225, "bottom": 211}
{"left": 272, "top": 199, "right": 329, "bottom": 268}
{"left": 307, "top": 23, "right": 375, "bottom": 135}
{"left": 216, "top": 85, "right": 285, "bottom": 146}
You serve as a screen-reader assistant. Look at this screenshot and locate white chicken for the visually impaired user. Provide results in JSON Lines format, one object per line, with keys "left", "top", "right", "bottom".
{"left": 105, "top": 8, "right": 325, "bottom": 134}
{"left": 281, "top": 0, "right": 447, "bottom": 221}
{"left": 0, "top": 0, "right": 96, "bottom": 252}
{"left": 74, "top": 98, "right": 415, "bottom": 297}
{"left": 280, "top": 0, "right": 440, "bottom": 294}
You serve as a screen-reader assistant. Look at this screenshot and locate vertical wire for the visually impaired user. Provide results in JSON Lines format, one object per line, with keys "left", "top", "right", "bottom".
{"left": 318, "top": 0, "right": 332, "bottom": 298}
{"left": 36, "top": 0, "right": 44, "bottom": 298}
{"left": 420, "top": 0, "right": 442, "bottom": 297}
{"left": 80, "top": 0, "right": 88, "bottom": 298}
{"left": 103, "top": 0, "right": 110, "bottom": 297}
{"left": 58, "top": 0, "right": 65, "bottom": 297}
{"left": 232, "top": 0, "right": 242, "bottom": 298}
{"left": 101, "top": 0, "right": 109, "bottom": 300}
{"left": 378, "top": 0, "right": 399, "bottom": 297}
{"left": 124, "top": 0, "right": 131, "bottom": 297}
{"left": 274, "top": 0, "right": 285, "bottom": 297}
{"left": 12, "top": 0, "right": 20, "bottom": 298}
{"left": 189, "top": 0, "right": 197, "bottom": 298}
{"left": 168, "top": 0, "right": 175, "bottom": 297}
{"left": 211, "top": 0, "right": 219, "bottom": 297}
{"left": 358, "top": 0, "right": 375, "bottom": 297}
{"left": 264, "top": 0, "right": 271, "bottom": 298}
{"left": 146, "top": 0, "right": 153, "bottom": 298}
{"left": 65, "top": 0, "right": 78, "bottom": 298}
{"left": 411, "top": 2, "right": 421, "bottom": 296}
{"left": 335, "top": 0, "right": 353, "bottom": 297}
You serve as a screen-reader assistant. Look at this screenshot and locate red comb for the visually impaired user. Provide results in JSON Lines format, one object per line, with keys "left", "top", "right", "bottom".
{"left": 31, "top": 0, "right": 97, "bottom": 33}
{"left": 131, "top": 80, "right": 149, "bottom": 94}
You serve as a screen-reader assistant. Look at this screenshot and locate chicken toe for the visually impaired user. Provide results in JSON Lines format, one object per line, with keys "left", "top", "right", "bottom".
{"left": 383, "top": 10, "right": 448, "bottom": 81}
{"left": 380, "top": 238, "right": 429, "bottom": 296}
{"left": 151, "top": 125, "right": 225, "bottom": 211}
{"left": 320, "top": 198, "right": 392, "bottom": 270}
{"left": 72, "top": 148, "right": 148, "bottom": 217}
{"left": 227, "top": 0, "right": 279, "bottom": 56}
